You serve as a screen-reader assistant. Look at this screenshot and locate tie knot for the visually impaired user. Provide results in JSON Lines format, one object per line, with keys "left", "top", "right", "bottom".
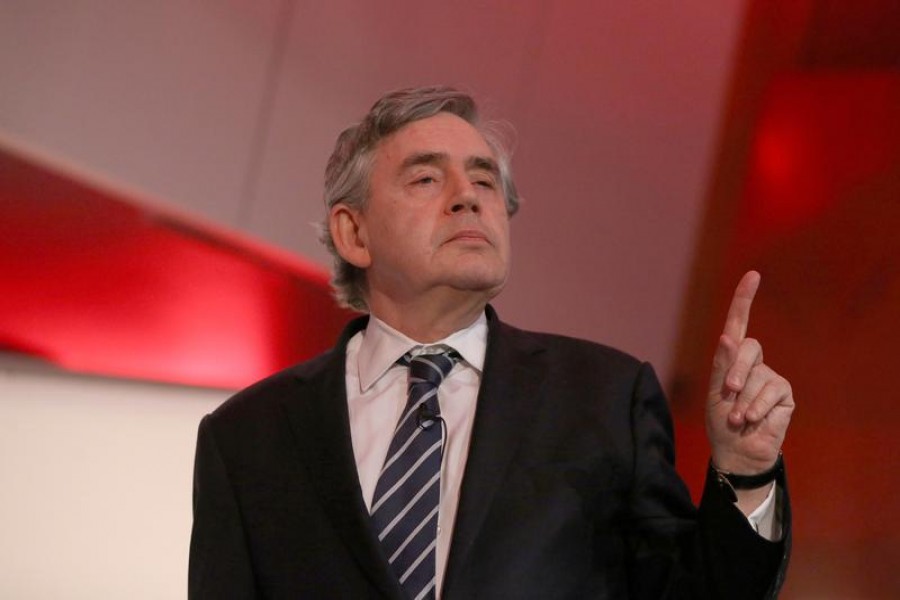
{"left": 403, "top": 349, "right": 457, "bottom": 388}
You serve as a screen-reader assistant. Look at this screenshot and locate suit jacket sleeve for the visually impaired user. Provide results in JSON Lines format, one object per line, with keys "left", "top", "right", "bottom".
{"left": 440, "top": 320, "right": 790, "bottom": 599}
{"left": 626, "top": 361, "right": 790, "bottom": 599}
{"left": 189, "top": 414, "right": 259, "bottom": 599}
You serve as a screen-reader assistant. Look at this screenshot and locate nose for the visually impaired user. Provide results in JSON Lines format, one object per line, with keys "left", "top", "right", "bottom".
{"left": 447, "top": 176, "right": 480, "bottom": 215}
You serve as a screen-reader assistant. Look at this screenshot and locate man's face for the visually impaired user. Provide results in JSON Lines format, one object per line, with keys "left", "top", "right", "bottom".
{"left": 350, "top": 112, "right": 511, "bottom": 310}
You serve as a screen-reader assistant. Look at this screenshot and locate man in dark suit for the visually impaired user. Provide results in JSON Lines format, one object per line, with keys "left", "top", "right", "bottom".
{"left": 189, "top": 87, "right": 794, "bottom": 599}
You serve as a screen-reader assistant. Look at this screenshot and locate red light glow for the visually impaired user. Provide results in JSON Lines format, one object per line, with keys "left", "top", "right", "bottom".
{"left": 1, "top": 146, "right": 353, "bottom": 389}
{"left": 744, "top": 74, "right": 900, "bottom": 238}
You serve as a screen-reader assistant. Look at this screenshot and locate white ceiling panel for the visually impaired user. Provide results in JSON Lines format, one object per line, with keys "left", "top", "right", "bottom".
{"left": 495, "top": 0, "right": 745, "bottom": 371}
{"left": 0, "top": 0, "right": 283, "bottom": 224}
{"left": 246, "top": 0, "right": 547, "bottom": 264}
{"left": 249, "top": 0, "right": 745, "bottom": 377}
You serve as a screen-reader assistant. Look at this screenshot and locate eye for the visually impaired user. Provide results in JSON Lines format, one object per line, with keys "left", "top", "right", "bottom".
{"left": 408, "top": 170, "right": 441, "bottom": 187}
{"left": 473, "top": 175, "right": 498, "bottom": 190}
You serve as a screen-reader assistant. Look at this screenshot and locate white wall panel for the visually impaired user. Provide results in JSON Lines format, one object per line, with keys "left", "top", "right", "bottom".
{"left": 0, "top": 359, "right": 226, "bottom": 599}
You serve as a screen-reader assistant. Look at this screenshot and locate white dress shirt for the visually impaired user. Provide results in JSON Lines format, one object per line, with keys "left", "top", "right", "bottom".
{"left": 344, "top": 312, "right": 778, "bottom": 596}
{"left": 345, "top": 313, "right": 487, "bottom": 596}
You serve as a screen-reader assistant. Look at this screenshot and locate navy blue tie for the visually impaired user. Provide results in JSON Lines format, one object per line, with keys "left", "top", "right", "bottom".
{"left": 370, "top": 350, "right": 457, "bottom": 600}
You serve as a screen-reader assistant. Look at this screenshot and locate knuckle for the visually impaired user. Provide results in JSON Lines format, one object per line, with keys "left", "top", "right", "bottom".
{"left": 782, "top": 378, "right": 793, "bottom": 395}
{"left": 746, "top": 338, "right": 764, "bottom": 360}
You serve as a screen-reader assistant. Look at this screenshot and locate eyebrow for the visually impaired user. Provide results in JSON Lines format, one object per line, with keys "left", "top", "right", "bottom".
{"left": 399, "top": 152, "right": 446, "bottom": 171}
{"left": 466, "top": 155, "right": 500, "bottom": 177}
{"left": 399, "top": 152, "right": 500, "bottom": 177}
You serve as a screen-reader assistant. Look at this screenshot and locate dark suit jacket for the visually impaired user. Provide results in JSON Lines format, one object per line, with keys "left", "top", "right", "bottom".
{"left": 189, "top": 307, "right": 790, "bottom": 599}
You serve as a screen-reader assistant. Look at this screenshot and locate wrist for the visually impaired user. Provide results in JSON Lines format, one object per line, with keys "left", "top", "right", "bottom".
{"left": 711, "top": 452, "right": 784, "bottom": 503}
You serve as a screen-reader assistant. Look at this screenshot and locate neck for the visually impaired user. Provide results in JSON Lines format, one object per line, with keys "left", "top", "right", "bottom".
{"left": 366, "top": 290, "right": 491, "bottom": 342}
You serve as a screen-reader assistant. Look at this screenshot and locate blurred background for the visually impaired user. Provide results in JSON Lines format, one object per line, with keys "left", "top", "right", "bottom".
{"left": 1, "top": 0, "right": 897, "bottom": 597}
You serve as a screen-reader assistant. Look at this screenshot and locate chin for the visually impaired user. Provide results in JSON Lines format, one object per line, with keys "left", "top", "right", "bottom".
{"left": 447, "top": 269, "right": 508, "bottom": 297}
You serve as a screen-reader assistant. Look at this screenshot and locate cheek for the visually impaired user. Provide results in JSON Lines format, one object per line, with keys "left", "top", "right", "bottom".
{"left": 493, "top": 214, "right": 512, "bottom": 250}
{"left": 367, "top": 205, "right": 409, "bottom": 245}
{"left": 378, "top": 219, "right": 431, "bottom": 259}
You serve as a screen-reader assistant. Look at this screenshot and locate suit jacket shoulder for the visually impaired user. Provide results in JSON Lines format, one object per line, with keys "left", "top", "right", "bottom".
{"left": 190, "top": 314, "right": 408, "bottom": 599}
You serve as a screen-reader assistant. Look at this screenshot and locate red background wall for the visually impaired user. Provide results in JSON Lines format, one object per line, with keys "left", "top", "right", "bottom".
{"left": 673, "top": 2, "right": 900, "bottom": 596}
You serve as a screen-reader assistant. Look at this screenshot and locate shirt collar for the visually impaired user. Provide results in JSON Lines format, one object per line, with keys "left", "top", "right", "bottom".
{"left": 356, "top": 312, "right": 488, "bottom": 392}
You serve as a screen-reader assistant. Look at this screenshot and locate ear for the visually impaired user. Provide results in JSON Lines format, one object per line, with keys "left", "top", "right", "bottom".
{"left": 329, "top": 203, "right": 372, "bottom": 269}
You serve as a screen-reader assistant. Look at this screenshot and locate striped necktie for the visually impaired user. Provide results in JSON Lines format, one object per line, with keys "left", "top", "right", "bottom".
{"left": 370, "top": 349, "right": 457, "bottom": 600}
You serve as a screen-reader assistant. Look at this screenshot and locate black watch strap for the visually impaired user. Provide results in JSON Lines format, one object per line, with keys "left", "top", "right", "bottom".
{"left": 712, "top": 453, "right": 783, "bottom": 502}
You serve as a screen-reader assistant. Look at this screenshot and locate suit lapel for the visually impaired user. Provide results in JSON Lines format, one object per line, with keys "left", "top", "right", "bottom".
{"left": 281, "top": 316, "right": 405, "bottom": 600}
{"left": 442, "top": 308, "right": 547, "bottom": 593}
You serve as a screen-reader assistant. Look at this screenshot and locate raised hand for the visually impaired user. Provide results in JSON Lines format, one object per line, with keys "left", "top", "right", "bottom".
{"left": 707, "top": 271, "right": 794, "bottom": 478}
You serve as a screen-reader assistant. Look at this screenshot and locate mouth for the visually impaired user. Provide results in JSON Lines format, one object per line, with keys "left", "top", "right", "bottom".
{"left": 445, "top": 229, "right": 491, "bottom": 245}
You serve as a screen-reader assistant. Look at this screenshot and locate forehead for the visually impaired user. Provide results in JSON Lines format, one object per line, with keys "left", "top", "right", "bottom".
{"left": 373, "top": 112, "right": 496, "bottom": 166}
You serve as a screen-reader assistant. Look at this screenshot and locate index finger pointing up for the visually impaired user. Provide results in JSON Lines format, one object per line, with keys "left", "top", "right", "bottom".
{"left": 722, "top": 270, "right": 761, "bottom": 342}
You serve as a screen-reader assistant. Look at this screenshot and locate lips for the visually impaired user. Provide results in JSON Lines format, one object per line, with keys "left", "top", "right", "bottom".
{"left": 445, "top": 229, "right": 491, "bottom": 245}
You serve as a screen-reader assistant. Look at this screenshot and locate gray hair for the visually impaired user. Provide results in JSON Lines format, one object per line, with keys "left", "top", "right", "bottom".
{"left": 320, "top": 86, "right": 520, "bottom": 312}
